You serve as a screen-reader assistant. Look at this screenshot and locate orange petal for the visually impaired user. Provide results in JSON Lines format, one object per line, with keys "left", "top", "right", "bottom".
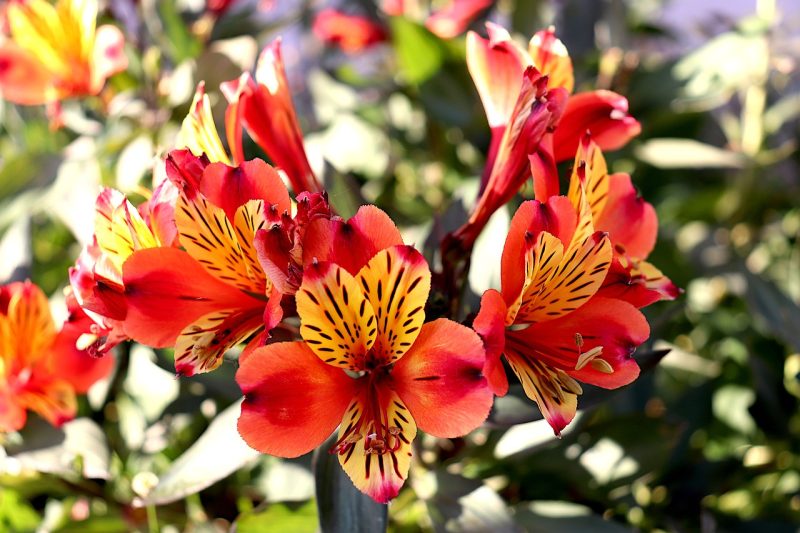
{"left": 0, "top": 43, "right": 55, "bottom": 105}
{"left": 122, "top": 248, "right": 262, "bottom": 348}
{"left": 0, "top": 387, "right": 27, "bottom": 432}
{"left": 237, "top": 341, "right": 356, "bottom": 457}
{"left": 335, "top": 384, "right": 416, "bottom": 504}
{"left": 17, "top": 377, "right": 77, "bottom": 428}
{"left": 0, "top": 281, "right": 56, "bottom": 369}
{"left": 392, "top": 319, "right": 492, "bottom": 437}
{"left": 472, "top": 289, "right": 509, "bottom": 396}
{"left": 528, "top": 27, "right": 574, "bottom": 93}
{"left": 297, "top": 261, "right": 377, "bottom": 371}
{"left": 356, "top": 246, "right": 430, "bottom": 365}
{"left": 594, "top": 173, "right": 657, "bottom": 260}
{"left": 503, "top": 346, "right": 580, "bottom": 435}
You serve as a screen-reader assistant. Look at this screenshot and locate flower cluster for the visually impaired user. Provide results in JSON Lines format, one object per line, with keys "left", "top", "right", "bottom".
{"left": 0, "top": 7, "right": 677, "bottom": 505}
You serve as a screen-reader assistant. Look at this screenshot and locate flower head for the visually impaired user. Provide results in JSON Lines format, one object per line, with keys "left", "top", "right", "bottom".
{"left": 0, "top": 0, "right": 126, "bottom": 105}
{"left": 0, "top": 281, "right": 114, "bottom": 432}
{"left": 473, "top": 179, "right": 650, "bottom": 435}
{"left": 238, "top": 232, "right": 492, "bottom": 502}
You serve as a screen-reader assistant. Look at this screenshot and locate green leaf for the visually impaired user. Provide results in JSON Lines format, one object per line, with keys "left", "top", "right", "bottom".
{"left": 636, "top": 139, "right": 745, "bottom": 169}
{"left": 390, "top": 18, "right": 445, "bottom": 85}
{"left": 0, "top": 489, "right": 41, "bottom": 532}
{"left": 515, "top": 501, "right": 632, "bottom": 532}
{"left": 134, "top": 400, "right": 259, "bottom": 506}
{"left": 233, "top": 501, "right": 317, "bottom": 533}
{"left": 313, "top": 434, "right": 388, "bottom": 533}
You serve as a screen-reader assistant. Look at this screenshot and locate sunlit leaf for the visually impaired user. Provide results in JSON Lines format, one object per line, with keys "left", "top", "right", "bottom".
{"left": 636, "top": 139, "right": 745, "bottom": 169}
{"left": 233, "top": 500, "right": 317, "bottom": 533}
{"left": 390, "top": 18, "right": 445, "bottom": 85}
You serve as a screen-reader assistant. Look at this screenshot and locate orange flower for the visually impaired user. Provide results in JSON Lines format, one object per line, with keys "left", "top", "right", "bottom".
{"left": 313, "top": 9, "right": 387, "bottom": 54}
{"left": 237, "top": 246, "right": 492, "bottom": 502}
{"left": 0, "top": 0, "right": 126, "bottom": 105}
{"left": 473, "top": 183, "right": 650, "bottom": 434}
{"left": 0, "top": 281, "right": 114, "bottom": 432}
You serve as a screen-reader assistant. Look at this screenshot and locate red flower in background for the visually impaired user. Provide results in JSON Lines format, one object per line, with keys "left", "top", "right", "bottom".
{"left": 0, "top": 282, "right": 114, "bottom": 432}
{"left": 313, "top": 9, "right": 387, "bottom": 54}
{"left": 425, "top": 0, "right": 494, "bottom": 39}
{"left": 0, "top": 0, "right": 126, "bottom": 105}
{"left": 473, "top": 176, "right": 650, "bottom": 435}
{"left": 237, "top": 244, "right": 492, "bottom": 503}
{"left": 221, "top": 39, "right": 322, "bottom": 196}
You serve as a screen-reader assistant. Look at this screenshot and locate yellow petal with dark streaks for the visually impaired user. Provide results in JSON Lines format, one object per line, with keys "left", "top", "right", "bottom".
{"left": 334, "top": 386, "right": 416, "bottom": 504}
{"left": 506, "top": 231, "right": 563, "bottom": 325}
{"left": 173, "top": 307, "right": 264, "bottom": 376}
{"left": 517, "top": 231, "right": 611, "bottom": 323}
{"left": 232, "top": 199, "right": 270, "bottom": 295}
{"left": 175, "top": 192, "right": 257, "bottom": 293}
{"left": 568, "top": 136, "right": 609, "bottom": 225}
{"left": 297, "top": 262, "right": 376, "bottom": 371}
{"left": 504, "top": 341, "right": 581, "bottom": 436}
{"left": 355, "top": 246, "right": 431, "bottom": 365}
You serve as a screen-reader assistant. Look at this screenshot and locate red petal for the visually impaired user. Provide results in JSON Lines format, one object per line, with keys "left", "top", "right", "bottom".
{"left": 552, "top": 90, "right": 641, "bottom": 162}
{"left": 52, "top": 309, "right": 115, "bottom": 393}
{"left": 595, "top": 173, "right": 657, "bottom": 259}
{"left": 392, "top": 319, "right": 492, "bottom": 438}
{"left": 237, "top": 341, "right": 356, "bottom": 457}
{"left": 199, "top": 159, "right": 291, "bottom": 222}
{"left": 122, "top": 248, "right": 261, "bottom": 347}
{"left": 425, "top": 0, "right": 493, "bottom": 39}
{"left": 530, "top": 134, "right": 559, "bottom": 201}
{"left": 302, "top": 205, "right": 403, "bottom": 276}
{"left": 510, "top": 296, "right": 649, "bottom": 389}
{"left": 472, "top": 289, "right": 509, "bottom": 396}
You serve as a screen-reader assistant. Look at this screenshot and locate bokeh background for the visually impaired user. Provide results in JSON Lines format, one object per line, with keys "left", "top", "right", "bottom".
{"left": 1, "top": 0, "right": 799, "bottom": 531}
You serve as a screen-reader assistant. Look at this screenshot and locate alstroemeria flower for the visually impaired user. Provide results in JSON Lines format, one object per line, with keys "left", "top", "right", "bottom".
{"left": 237, "top": 245, "right": 492, "bottom": 503}
{"left": 561, "top": 135, "right": 680, "bottom": 306}
{"left": 221, "top": 39, "right": 322, "bottom": 195}
{"left": 0, "top": 282, "right": 114, "bottom": 432}
{"left": 473, "top": 185, "right": 649, "bottom": 435}
{"left": 313, "top": 9, "right": 387, "bottom": 54}
{"left": 451, "top": 66, "right": 566, "bottom": 248}
{"left": 177, "top": 82, "right": 244, "bottom": 166}
{"left": 119, "top": 150, "right": 291, "bottom": 376}
{"left": 69, "top": 181, "right": 178, "bottom": 356}
{"left": 0, "top": 0, "right": 126, "bottom": 105}
{"left": 467, "top": 23, "right": 639, "bottom": 168}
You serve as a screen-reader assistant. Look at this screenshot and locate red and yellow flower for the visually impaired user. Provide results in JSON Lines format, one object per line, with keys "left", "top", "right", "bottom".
{"left": 0, "top": 281, "right": 114, "bottom": 432}
{"left": 0, "top": 0, "right": 126, "bottom": 105}
{"left": 473, "top": 176, "right": 650, "bottom": 435}
{"left": 237, "top": 243, "right": 493, "bottom": 502}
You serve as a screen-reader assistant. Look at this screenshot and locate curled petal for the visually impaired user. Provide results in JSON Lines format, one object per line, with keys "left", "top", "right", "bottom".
{"left": 297, "top": 261, "right": 376, "bottom": 371}
{"left": 393, "top": 319, "right": 492, "bottom": 437}
{"left": 356, "top": 246, "right": 431, "bottom": 365}
{"left": 552, "top": 90, "right": 641, "bottom": 162}
{"left": 177, "top": 82, "right": 231, "bottom": 165}
{"left": 237, "top": 341, "right": 356, "bottom": 457}
{"left": 473, "top": 289, "right": 509, "bottom": 396}
{"left": 599, "top": 257, "right": 680, "bottom": 308}
{"left": 567, "top": 134, "right": 610, "bottom": 224}
{"left": 336, "top": 385, "right": 416, "bottom": 504}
